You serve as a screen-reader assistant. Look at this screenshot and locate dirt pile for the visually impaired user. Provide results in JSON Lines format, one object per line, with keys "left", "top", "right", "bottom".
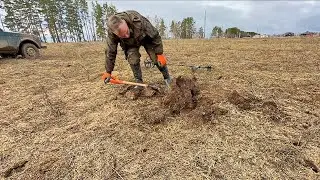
{"left": 118, "top": 76, "right": 200, "bottom": 112}
{"left": 136, "top": 76, "right": 230, "bottom": 125}
{"left": 120, "top": 78, "right": 290, "bottom": 125}
{"left": 136, "top": 76, "right": 205, "bottom": 124}
{"left": 162, "top": 76, "right": 200, "bottom": 115}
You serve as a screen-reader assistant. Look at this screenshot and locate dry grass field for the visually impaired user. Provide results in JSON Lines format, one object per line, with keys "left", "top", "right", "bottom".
{"left": 1, "top": 37, "right": 319, "bottom": 179}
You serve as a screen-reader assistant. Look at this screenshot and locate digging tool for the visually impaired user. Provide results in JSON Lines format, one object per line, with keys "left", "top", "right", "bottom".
{"left": 102, "top": 73, "right": 147, "bottom": 87}
{"left": 109, "top": 78, "right": 148, "bottom": 87}
{"left": 107, "top": 77, "right": 166, "bottom": 93}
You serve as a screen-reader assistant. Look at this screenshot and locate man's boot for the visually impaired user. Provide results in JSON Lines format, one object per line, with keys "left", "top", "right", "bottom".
{"left": 130, "top": 63, "right": 143, "bottom": 82}
{"left": 157, "top": 64, "right": 172, "bottom": 88}
{"left": 130, "top": 64, "right": 144, "bottom": 92}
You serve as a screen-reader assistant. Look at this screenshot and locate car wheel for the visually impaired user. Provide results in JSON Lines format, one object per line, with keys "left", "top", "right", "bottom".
{"left": 21, "top": 43, "right": 40, "bottom": 59}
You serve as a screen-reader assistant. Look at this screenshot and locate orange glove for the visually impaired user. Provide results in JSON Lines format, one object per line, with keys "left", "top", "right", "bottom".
{"left": 101, "top": 72, "right": 112, "bottom": 83}
{"left": 156, "top": 54, "right": 167, "bottom": 67}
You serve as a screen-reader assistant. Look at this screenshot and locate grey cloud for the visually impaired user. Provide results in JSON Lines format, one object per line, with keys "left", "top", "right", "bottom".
{"left": 297, "top": 15, "right": 320, "bottom": 32}
{"left": 108, "top": 1, "right": 320, "bottom": 35}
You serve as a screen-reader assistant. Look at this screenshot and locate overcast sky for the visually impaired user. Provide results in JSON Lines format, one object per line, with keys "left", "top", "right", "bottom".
{"left": 101, "top": 0, "right": 320, "bottom": 36}
{"left": 1, "top": 1, "right": 319, "bottom": 37}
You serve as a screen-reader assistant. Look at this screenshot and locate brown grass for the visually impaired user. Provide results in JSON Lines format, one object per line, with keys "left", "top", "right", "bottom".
{"left": 1, "top": 37, "right": 319, "bottom": 179}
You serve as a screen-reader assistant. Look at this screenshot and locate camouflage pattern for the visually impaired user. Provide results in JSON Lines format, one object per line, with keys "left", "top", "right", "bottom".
{"left": 105, "top": 10, "right": 163, "bottom": 74}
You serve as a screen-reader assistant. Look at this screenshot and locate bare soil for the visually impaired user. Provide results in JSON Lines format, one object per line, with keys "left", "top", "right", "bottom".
{"left": 1, "top": 38, "right": 320, "bottom": 179}
{"left": 162, "top": 75, "right": 200, "bottom": 115}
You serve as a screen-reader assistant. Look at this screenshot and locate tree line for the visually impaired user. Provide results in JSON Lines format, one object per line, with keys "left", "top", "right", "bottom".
{"left": 149, "top": 17, "right": 259, "bottom": 39}
{"left": 1, "top": 0, "right": 116, "bottom": 43}
{"left": 211, "top": 26, "right": 259, "bottom": 38}
{"left": 0, "top": 1, "right": 258, "bottom": 43}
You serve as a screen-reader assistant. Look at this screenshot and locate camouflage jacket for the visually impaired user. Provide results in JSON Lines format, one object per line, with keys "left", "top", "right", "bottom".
{"left": 105, "top": 10, "right": 163, "bottom": 73}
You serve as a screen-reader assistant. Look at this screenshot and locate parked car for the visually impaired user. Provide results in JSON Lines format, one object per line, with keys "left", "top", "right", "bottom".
{"left": 0, "top": 28, "right": 46, "bottom": 59}
{"left": 284, "top": 32, "right": 294, "bottom": 37}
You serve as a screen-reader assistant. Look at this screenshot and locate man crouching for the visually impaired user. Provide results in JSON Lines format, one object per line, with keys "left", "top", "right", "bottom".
{"left": 102, "top": 10, "right": 172, "bottom": 90}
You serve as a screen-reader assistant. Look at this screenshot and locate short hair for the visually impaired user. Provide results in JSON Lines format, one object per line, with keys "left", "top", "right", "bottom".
{"left": 107, "top": 15, "right": 122, "bottom": 31}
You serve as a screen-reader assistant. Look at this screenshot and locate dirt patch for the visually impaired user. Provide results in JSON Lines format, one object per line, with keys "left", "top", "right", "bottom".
{"left": 200, "top": 105, "right": 228, "bottom": 121}
{"left": 227, "top": 90, "right": 261, "bottom": 110}
{"left": 162, "top": 76, "right": 200, "bottom": 115}
{"left": 118, "top": 84, "right": 163, "bottom": 100}
{"left": 189, "top": 99, "right": 229, "bottom": 122}
{"left": 127, "top": 81, "right": 289, "bottom": 125}
{"left": 227, "top": 90, "right": 290, "bottom": 123}
{"left": 260, "top": 101, "right": 289, "bottom": 123}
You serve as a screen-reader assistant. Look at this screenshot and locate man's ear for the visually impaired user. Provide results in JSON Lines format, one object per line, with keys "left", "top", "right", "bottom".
{"left": 121, "top": 19, "right": 127, "bottom": 27}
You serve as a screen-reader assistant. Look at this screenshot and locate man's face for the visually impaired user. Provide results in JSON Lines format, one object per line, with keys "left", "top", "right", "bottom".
{"left": 113, "top": 20, "right": 130, "bottom": 38}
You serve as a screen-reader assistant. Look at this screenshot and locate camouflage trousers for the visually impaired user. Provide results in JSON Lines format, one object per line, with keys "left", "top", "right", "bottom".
{"left": 124, "top": 44, "right": 170, "bottom": 81}
{"left": 125, "top": 44, "right": 158, "bottom": 66}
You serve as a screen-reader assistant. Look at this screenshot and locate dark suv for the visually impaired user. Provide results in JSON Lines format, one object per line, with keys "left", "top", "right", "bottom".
{"left": 0, "top": 28, "right": 47, "bottom": 59}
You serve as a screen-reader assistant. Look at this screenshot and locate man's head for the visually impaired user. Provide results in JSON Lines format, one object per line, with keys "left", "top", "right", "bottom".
{"left": 108, "top": 15, "right": 130, "bottom": 38}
